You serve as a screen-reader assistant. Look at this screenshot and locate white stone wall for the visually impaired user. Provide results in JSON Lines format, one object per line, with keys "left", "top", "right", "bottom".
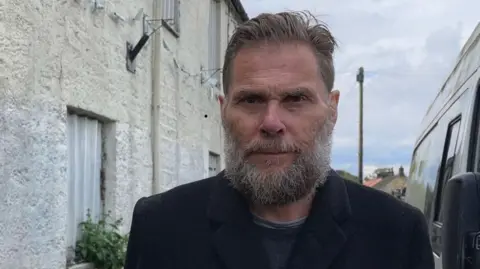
{"left": 0, "top": 0, "right": 244, "bottom": 268}
{"left": 1, "top": 1, "right": 155, "bottom": 268}
{"left": 153, "top": 0, "right": 242, "bottom": 191}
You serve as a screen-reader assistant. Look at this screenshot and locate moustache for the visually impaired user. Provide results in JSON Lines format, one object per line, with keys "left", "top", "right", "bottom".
{"left": 242, "top": 139, "right": 302, "bottom": 156}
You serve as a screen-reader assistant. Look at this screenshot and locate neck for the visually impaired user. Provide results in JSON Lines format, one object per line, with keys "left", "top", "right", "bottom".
{"left": 250, "top": 193, "right": 315, "bottom": 222}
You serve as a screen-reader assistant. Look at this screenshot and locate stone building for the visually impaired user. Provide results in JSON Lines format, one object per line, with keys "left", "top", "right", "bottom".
{"left": 0, "top": 0, "right": 247, "bottom": 268}
{"left": 371, "top": 166, "right": 408, "bottom": 199}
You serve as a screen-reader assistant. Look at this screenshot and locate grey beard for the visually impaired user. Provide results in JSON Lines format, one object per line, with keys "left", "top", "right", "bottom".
{"left": 223, "top": 121, "right": 334, "bottom": 206}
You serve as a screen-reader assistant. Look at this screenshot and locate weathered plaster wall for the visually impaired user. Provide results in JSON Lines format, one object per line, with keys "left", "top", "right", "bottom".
{"left": 0, "top": 0, "right": 243, "bottom": 268}
{"left": 153, "top": 0, "right": 241, "bottom": 192}
{"left": 1, "top": 1, "right": 153, "bottom": 268}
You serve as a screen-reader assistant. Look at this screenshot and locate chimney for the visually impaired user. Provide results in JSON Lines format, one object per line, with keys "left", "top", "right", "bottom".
{"left": 399, "top": 166, "right": 405, "bottom": 177}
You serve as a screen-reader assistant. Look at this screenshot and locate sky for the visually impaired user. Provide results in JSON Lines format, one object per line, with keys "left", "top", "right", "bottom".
{"left": 241, "top": 0, "right": 479, "bottom": 178}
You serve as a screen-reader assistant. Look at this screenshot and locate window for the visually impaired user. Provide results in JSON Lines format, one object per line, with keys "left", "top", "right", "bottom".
{"left": 207, "top": 0, "right": 221, "bottom": 87}
{"left": 429, "top": 116, "right": 462, "bottom": 255}
{"left": 209, "top": 152, "right": 220, "bottom": 177}
{"left": 472, "top": 84, "right": 480, "bottom": 171}
{"left": 162, "top": 0, "right": 180, "bottom": 33}
{"left": 66, "top": 114, "right": 103, "bottom": 249}
{"left": 434, "top": 117, "right": 461, "bottom": 222}
{"left": 406, "top": 124, "right": 443, "bottom": 215}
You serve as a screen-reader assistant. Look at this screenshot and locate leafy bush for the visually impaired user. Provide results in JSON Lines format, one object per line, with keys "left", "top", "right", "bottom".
{"left": 336, "top": 169, "right": 360, "bottom": 183}
{"left": 75, "top": 210, "right": 129, "bottom": 269}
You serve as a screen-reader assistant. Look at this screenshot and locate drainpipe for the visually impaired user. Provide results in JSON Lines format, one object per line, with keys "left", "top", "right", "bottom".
{"left": 151, "top": 0, "right": 163, "bottom": 194}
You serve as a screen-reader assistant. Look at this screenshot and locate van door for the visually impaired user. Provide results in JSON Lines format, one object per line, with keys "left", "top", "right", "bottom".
{"left": 422, "top": 89, "right": 471, "bottom": 268}
{"left": 426, "top": 84, "right": 477, "bottom": 269}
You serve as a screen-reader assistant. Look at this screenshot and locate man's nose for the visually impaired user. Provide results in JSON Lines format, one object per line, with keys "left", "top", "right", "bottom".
{"left": 260, "top": 104, "right": 285, "bottom": 137}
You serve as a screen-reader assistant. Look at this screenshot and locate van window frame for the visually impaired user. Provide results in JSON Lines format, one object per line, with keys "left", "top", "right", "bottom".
{"left": 434, "top": 116, "right": 461, "bottom": 222}
{"left": 430, "top": 115, "right": 462, "bottom": 255}
{"left": 468, "top": 80, "right": 480, "bottom": 171}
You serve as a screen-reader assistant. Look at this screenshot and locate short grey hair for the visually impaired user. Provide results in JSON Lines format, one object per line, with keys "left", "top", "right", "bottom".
{"left": 222, "top": 11, "right": 338, "bottom": 95}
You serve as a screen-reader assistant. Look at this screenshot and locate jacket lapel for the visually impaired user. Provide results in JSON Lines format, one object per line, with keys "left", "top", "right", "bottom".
{"left": 207, "top": 172, "right": 271, "bottom": 269}
{"left": 288, "top": 170, "right": 354, "bottom": 269}
{"left": 207, "top": 170, "right": 353, "bottom": 269}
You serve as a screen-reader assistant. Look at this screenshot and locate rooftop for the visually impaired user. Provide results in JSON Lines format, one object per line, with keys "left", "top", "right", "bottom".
{"left": 229, "top": 0, "right": 249, "bottom": 22}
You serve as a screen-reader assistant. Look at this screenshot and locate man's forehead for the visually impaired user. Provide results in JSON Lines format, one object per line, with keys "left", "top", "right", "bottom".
{"left": 228, "top": 75, "right": 327, "bottom": 98}
{"left": 232, "top": 42, "right": 318, "bottom": 70}
{"left": 228, "top": 43, "right": 325, "bottom": 94}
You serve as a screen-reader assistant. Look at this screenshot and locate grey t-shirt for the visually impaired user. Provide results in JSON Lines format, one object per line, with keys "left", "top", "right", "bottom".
{"left": 252, "top": 214, "right": 306, "bottom": 269}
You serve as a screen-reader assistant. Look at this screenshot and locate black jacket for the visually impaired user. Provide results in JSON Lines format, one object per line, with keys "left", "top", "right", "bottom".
{"left": 124, "top": 170, "right": 434, "bottom": 269}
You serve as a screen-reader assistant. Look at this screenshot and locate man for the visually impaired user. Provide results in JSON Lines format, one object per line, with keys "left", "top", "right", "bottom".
{"left": 125, "top": 11, "right": 434, "bottom": 269}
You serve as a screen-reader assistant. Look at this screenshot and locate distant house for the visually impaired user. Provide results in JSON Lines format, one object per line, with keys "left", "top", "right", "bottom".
{"left": 363, "top": 166, "right": 407, "bottom": 199}
{"left": 373, "top": 175, "right": 407, "bottom": 195}
{"left": 373, "top": 167, "right": 395, "bottom": 178}
{"left": 363, "top": 178, "right": 383, "bottom": 188}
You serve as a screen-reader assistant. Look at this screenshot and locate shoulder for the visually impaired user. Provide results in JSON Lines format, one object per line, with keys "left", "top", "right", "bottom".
{"left": 342, "top": 178, "right": 424, "bottom": 226}
{"left": 133, "top": 175, "right": 219, "bottom": 219}
{"left": 126, "top": 176, "right": 220, "bottom": 258}
{"left": 340, "top": 178, "right": 433, "bottom": 267}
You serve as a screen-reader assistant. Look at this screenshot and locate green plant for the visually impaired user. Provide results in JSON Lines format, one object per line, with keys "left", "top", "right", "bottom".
{"left": 75, "top": 210, "right": 129, "bottom": 269}
{"left": 336, "top": 169, "right": 360, "bottom": 184}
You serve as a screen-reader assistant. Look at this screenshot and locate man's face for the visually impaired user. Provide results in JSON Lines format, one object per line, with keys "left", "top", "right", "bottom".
{"left": 220, "top": 42, "right": 340, "bottom": 206}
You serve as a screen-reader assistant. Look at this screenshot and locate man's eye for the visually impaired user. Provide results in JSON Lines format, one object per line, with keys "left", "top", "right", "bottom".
{"left": 242, "top": 97, "right": 262, "bottom": 104}
{"left": 285, "top": 95, "right": 307, "bottom": 102}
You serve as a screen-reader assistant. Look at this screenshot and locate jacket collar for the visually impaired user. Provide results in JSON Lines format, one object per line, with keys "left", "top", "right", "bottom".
{"left": 207, "top": 169, "right": 353, "bottom": 269}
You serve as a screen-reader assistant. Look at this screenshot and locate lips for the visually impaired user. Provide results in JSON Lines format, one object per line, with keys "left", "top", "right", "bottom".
{"left": 247, "top": 151, "right": 292, "bottom": 157}
{"left": 243, "top": 144, "right": 302, "bottom": 156}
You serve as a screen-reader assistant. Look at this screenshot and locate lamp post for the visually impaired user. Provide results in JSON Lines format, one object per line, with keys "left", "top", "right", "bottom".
{"left": 356, "top": 67, "right": 364, "bottom": 184}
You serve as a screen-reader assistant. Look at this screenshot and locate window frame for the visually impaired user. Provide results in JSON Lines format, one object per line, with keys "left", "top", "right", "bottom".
{"left": 430, "top": 115, "right": 462, "bottom": 255}
{"left": 161, "top": 0, "right": 180, "bottom": 36}
{"left": 206, "top": 0, "right": 222, "bottom": 88}
{"left": 208, "top": 151, "right": 221, "bottom": 177}
{"left": 468, "top": 81, "right": 480, "bottom": 172}
{"left": 66, "top": 112, "right": 105, "bottom": 251}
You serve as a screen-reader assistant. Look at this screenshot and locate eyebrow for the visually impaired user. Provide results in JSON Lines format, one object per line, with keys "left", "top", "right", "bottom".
{"left": 278, "top": 88, "right": 314, "bottom": 98}
{"left": 232, "top": 87, "right": 314, "bottom": 99}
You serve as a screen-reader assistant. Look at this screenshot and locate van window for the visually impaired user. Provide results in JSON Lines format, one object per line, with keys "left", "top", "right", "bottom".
{"left": 406, "top": 125, "right": 444, "bottom": 215}
{"left": 472, "top": 85, "right": 480, "bottom": 172}
{"left": 429, "top": 117, "right": 462, "bottom": 255}
{"left": 434, "top": 117, "right": 461, "bottom": 223}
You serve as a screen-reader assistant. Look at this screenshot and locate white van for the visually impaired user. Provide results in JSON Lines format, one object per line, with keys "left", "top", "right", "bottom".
{"left": 404, "top": 22, "right": 480, "bottom": 269}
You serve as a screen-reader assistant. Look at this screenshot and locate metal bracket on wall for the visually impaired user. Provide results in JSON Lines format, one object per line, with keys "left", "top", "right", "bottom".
{"left": 90, "top": 0, "right": 105, "bottom": 12}
{"left": 126, "top": 15, "right": 163, "bottom": 73}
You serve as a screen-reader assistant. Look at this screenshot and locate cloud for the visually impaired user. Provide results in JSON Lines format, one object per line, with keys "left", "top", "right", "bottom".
{"left": 241, "top": 0, "right": 479, "bottom": 176}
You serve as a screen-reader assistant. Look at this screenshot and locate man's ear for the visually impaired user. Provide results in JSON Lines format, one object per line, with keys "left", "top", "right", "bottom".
{"left": 218, "top": 94, "right": 226, "bottom": 120}
{"left": 329, "top": 90, "right": 340, "bottom": 123}
{"left": 218, "top": 94, "right": 225, "bottom": 106}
